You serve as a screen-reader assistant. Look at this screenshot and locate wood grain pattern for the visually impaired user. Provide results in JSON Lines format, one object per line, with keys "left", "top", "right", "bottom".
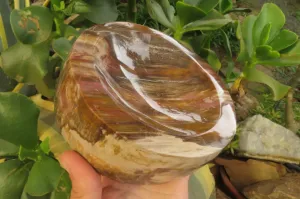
{"left": 55, "top": 22, "right": 236, "bottom": 183}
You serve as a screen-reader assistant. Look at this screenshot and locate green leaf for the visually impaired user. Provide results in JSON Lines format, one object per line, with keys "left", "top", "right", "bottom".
{"left": 182, "top": 0, "right": 219, "bottom": 13}
{"left": 219, "top": 0, "right": 233, "bottom": 14}
{"left": 21, "top": 192, "right": 51, "bottom": 199}
{"left": 0, "top": 68, "right": 17, "bottom": 92}
{"left": 189, "top": 165, "right": 216, "bottom": 199}
{"left": 241, "top": 15, "right": 256, "bottom": 59}
{"left": 0, "top": 37, "right": 3, "bottom": 52}
{"left": 257, "top": 53, "right": 300, "bottom": 66}
{"left": 206, "top": 49, "right": 221, "bottom": 71}
{"left": 40, "top": 137, "right": 50, "bottom": 155}
{"left": 197, "top": 48, "right": 221, "bottom": 71}
{"left": 51, "top": 0, "right": 64, "bottom": 10}
{"left": 176, "top": 1, "right": 206, "bottom": 25}
{"left": 185, "top": 34, "right": 219, "bottom": 69}
{"left": 182, "top": 18, "right": 232, "bottom": 33}
{"left": 256, "top": 45, "right": 280, "bottom": 60}
{"left": 50, "top": 171, "right": 71, "bottom": 199}
{"left": 35, "top": 78, "right": 55, "bottom": 99}
{"left": 225, "top": 60, "right": 236, "bottom": 82}
{"left": 160, "top": 0, "right": 175, "bottom": 23}
{"left": 1, "top": 41, "right": 49, "bottom": 85}
{"left": 252, "top": 3, "right": 285, "bottom": 47}
{"left": 244, "top": 67, "right": 290, "bottom": 100}
{"left": 236, "top": 21, "right": 248, "bottom": 62}
{"left": 201, "top": 9, "right": 224, "bottom": 20}
{"left": 61, "top": 24, "right": 80, "bottom": 38}
{"left": 25, "top": 156, "right": 65, "bottom": 196}
{"left": 183, "top": 0, "right": 201, "bottom": 6}
{"left": 280, "top": 40, "right": 300, "bottom": 55}
{"left": 220, "top": 29, "right": 232, "bottom": 57}
{"left": 0, "top": 0, "right": 17, "bottom": 47}
{"left": 63, "top": 0, "right": 91, "bottom": 16}
{"left": 10, "top": 6, "right": 53, "bottom": 45}
{"left": 51, "top": 0, "right": 67, "bottom": 16}
{"left": 53, "top": 2, "right": 66, "bottom": 12}
{"left": 19, "top": 145, "right": 39, "bottom": 161}
{"left": 147, "top": 0, "right": 175, "bottom": 29}
{"left": 196, "top": 0, "right": 219, "bottom": 14}
{"left": 0, "top": 160, "right": 32, "bottom": 199}
{"left": 259, "top": 23, "right": 271, "bottom": 45}
{"left": 0, "top": 92, "right": 39, "bottom": 149}
{"left": 0, "top": 15, "right": 7, "bottom": 51}
{"left": 38, "top": 119, "right": 71, "bottom": 158}
{"left": 0, "top": 139, "right": 19, "bottom": 157}
{"left": 269, "top": 29, "right": 298, "bottom": 51}
{"left": 190, "top": 34, "right": 211, "bottom": 49}
{"left": 52, "top": 38, "right": 72, "bottom": 60}
{"left": 18, "top": 0, "right": 27, "bottom": 9}
{"left": 83, "top": 0, "right": 118, "bottom": 24}
{"left": 224, "top": 7, "right": 251, "bottom": 14}
{"left": 1, "top": 40, "right": 54, "bottom": 98}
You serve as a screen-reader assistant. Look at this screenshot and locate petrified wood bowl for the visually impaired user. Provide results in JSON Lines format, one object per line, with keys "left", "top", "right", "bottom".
{"left": 55, "top": 22, "right": 236, "bottom": 184}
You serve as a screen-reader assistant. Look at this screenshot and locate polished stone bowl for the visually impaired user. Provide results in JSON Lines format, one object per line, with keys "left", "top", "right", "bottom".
{"left": 55, "top": 22, "right": 236, "bottom": 184}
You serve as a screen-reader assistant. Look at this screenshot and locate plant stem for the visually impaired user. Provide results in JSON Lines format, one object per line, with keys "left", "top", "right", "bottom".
{"left": 43, "top": 0, "right": 51, "bottom": 7}
{"left": 174, "top": 31, "right": 183, "bottom": 41}
{"left": 30, "top": 94, "right": 54, "bottom": 112}
{"left": 64, "top": 14, "right": 80, "bottom": 25}
{"left": 285, "top": 66, "right": 300, "bottom": 132}
{"left": 25, "top": 0, "right": 31, "bottom": 7}
{"left": 0, "top": 15, "right": 8, "bottom": 50}
{"left": 14, "top": 0, "right": 20, "bottom": 9}
{"left": 286, "top": 89, "right": 297, "bottom": 131}
{"left": 231, "top": 62, "right": 256, "bottom": 95}
{"left": 0, "top": 0, "right": 16, "bottom": 47}
{"left": 127, "top": 0, "right": 137, "bottom": 23}
{"left": 231, "top": 75, "right": 243, "bottom": 94}
{"left": 12, "top": 83, "right": 24, "bottom": 93}
{"left": 54, "top": 18, "right": 62, "bottom": 36}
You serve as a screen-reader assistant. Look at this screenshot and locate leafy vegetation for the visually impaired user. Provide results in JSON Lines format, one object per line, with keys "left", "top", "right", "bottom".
{"left": 252, "top": 93, "right": 300, "bottom": 134}
{"left": 0, "top": 92, "right": 71, "bottom": 198}
{"left": 0, "top": 0, "right": 299, "bottom": 198}
{"left": 234, "top": 3, "right": 300, "bottom": 100}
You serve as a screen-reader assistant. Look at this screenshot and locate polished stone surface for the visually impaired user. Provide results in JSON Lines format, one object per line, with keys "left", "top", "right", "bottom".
{"left": 56, "top": 22, "right": 236, "bottom": 183}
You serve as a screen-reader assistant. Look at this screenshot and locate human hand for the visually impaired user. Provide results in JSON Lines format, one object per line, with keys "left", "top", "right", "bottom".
{"left": 59, "top": 151, "right": 189, "bottom": 199}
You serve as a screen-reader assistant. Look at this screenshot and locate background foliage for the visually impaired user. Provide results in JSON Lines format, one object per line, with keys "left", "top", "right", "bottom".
{"left": 0, "top": 0, "right": 299, "bottom": 198}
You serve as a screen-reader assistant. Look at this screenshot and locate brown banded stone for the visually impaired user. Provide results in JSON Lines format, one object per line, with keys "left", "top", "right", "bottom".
{"left": 55, "top": 22, "right": 236, "bottom": 184}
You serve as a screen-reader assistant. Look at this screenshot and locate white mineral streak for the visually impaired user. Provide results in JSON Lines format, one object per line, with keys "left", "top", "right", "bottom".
{"left": 239, "top": 115, "right": 300, "bottom": 164}
{"left": 62, "top": 125, "right": 221, "bottom": 184}
{"left": 135, "top": 135, "right": 221, "bottom": 157}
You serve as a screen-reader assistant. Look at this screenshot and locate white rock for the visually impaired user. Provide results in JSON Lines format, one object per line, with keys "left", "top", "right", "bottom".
{"left": 239, "top": 115, "right": 300, "bottom": 164}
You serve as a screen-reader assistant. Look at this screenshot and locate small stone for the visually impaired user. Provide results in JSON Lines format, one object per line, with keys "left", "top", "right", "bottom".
{"left": 215, "top": 158, "right": 286, "bottom": 190}
{"left": 243, "top": 174, "right": 300, "bottom": 199}
{"left": 238, "top": 115, "right": 300, "bottom": 164}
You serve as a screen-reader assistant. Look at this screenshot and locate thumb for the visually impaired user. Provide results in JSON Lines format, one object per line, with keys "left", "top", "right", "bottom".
{"left": 59, "top": 151, "right": 103, "bottom": 199}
